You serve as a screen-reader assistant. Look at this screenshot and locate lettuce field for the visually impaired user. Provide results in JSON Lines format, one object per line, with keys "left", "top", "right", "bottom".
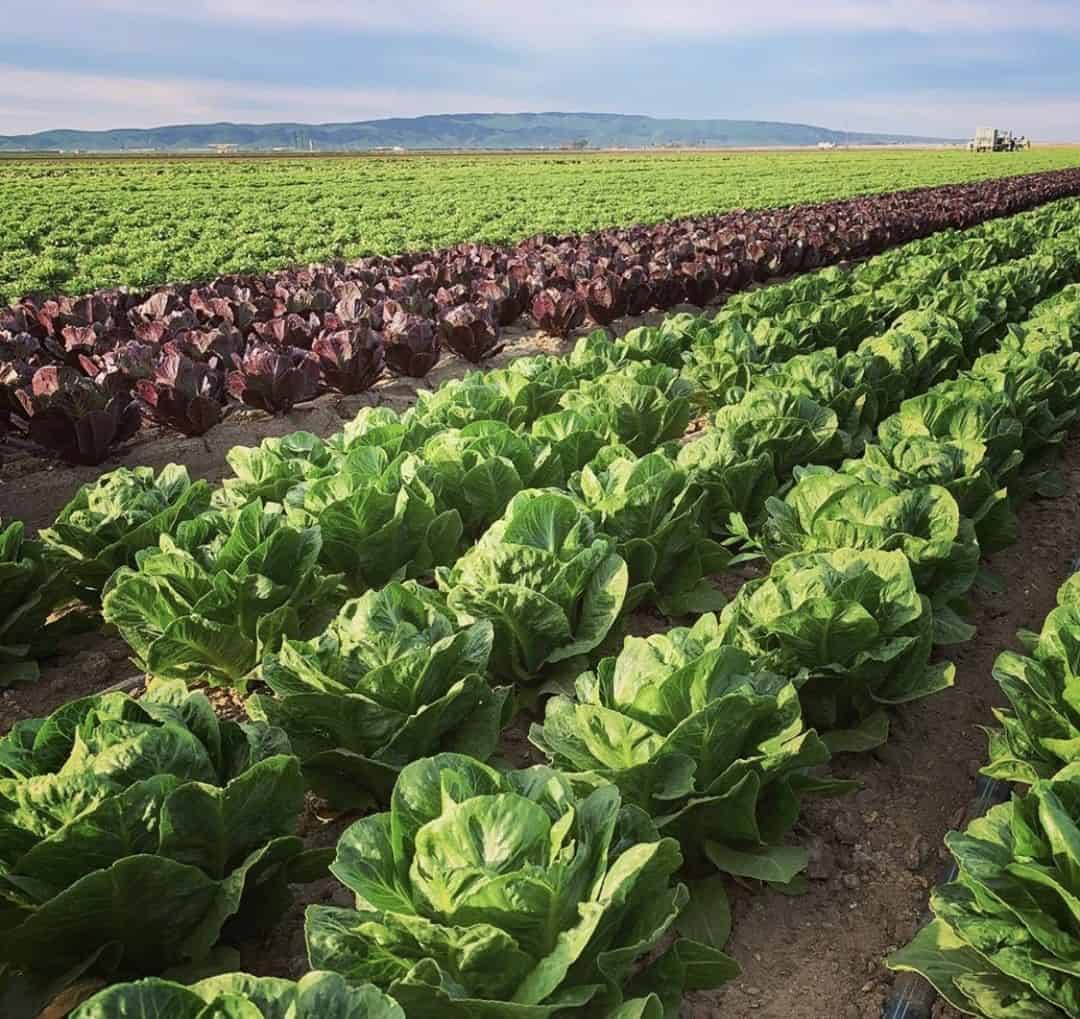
{"left": 5, "top": 155, "right": 1080, "bottom": 1018}
{"left": 4, "top": 147, "right": 1080, "bottom": 302}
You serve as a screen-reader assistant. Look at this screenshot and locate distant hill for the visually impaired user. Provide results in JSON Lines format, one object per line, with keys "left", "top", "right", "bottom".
{"left": 0, "top": 112, "right": 955, "bottom": 153}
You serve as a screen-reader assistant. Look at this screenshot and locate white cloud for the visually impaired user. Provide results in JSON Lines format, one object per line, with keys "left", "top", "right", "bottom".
{"left": 0, "top": 66, "right": 566, "bottom": 134}
{"left": 75, "top": 0, "right": 1080, "bottom": 44}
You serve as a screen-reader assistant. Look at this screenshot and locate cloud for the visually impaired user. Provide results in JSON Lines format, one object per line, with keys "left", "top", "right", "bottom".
{"left": 76, "top": 0, "right": 1080, "bottom": 44}
{"left": 0, "top": 66, "right": 566, "bottom": 134}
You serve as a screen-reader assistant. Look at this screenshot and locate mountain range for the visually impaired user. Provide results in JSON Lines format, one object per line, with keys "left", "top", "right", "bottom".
{"left": 0, "top": 112, "right": 955, "bottom": 153}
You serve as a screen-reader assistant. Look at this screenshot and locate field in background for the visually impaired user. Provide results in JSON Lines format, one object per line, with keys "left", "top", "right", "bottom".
{"left": 4, "top": 146, "right": 1080, "bottom": 302}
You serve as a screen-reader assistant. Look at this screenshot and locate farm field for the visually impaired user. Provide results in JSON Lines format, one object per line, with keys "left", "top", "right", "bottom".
{"left": 3, "top": 147, "right": 1080, "bottom": 301}
{"left": 5, "top": 187, "right": 1080, "bottom": 1018}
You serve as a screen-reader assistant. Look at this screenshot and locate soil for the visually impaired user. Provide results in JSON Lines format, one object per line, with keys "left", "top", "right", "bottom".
{"left": 3, "top": 319, "right": 1079, "bottom": 1017}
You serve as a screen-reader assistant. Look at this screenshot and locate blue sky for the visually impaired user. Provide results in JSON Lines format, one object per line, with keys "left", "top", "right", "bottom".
{"left": 3, "top": 0, "right": 1079, "bottom": 139}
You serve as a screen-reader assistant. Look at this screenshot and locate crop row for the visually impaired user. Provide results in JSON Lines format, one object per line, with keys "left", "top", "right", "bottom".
{"left": 8, "top": 149, "right": 1080, "bottom": 304}
{"left": 5, "top": 207, "right": 1080, "bottom": 1017}
{"left": 887, "top": 562, "right": 1080, "bottom": 1016}
{"left": 6, "top": 171, "right": 1080, "bottom": 465}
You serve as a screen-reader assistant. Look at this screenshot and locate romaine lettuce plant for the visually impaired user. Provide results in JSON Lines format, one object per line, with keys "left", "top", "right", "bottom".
{"left": 711, "top": 389, "right": 849, "bottom": 477}
{"left": 101, "top": 501, "right": 342, "bottom": 690}
{"left": 0, "top": 681, "right": 321, "bottom": 986}
{"left": 745, "top": 466, "right": 980, "bottom": 642}
{"left": 570, "top": 445, "right": 728, "bottom": 614}
{"left": 285, "top": 454, "right": 462, "bottom": 594}
{"left": 214, "top": 431, "right": 342, "bottom": 509}
{"left": 420, "top": 421, "right": 564, "bottom": 539}
{"left": 532, "top": 615, "right": 833, "bottom": 889}
{"left": 436, "top": 490, "right": 628, "bottom": 684}
{"left": 983, "top": 573, "right": 1080, "bottom": 784}
{"left": 249, "top": 582, "right": 511, "bottom": 809}
{"left": 39, "top": 464, "right": 211, "bottom": 605}
{"left": 306, "top": 753, "right": 738, "bottom": 1018}
{"left": 676, "top": 431, "right": 779, "bottom": 535}
{"left": 72, "top": 972, "right": 403, "bottom": 1019}
{"left": 721, "top": 548, "right": 954, "bottom": 750}
{"left": 0, "top": 518, "right": 66, "bottom": 686}
{"left": 559, "top": 363, "right": 692, "bottom": 456}
{"left": 844, "top": 437, "right": 1017, "bottom": 554}
{"left": 876, "top": 380, "right": 1027, "bottom": 492}
{"left": 888, "top": 769, "right": 1080, "bottom": 1017}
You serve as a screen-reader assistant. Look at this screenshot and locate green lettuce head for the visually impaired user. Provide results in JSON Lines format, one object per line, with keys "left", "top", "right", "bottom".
{"left": 39, "top": 464, "right": 211, "bottom": 605}
{"left": 889, "top": 767, "right": 1080, "bottom": 1017}
{"left": 571, "top": 445, "right": 728, "bottom": 615}
{"left": 249, "top": 581, "right": 511, "bottom": 809}
{"left": 102, "top": 500, "right": 342, "bottom": 691}
{"left": 0, "top": 681, "right": 317, "bottom": 985}
{"left": 985, "top": 573, "right": 1080, "bottom": 784}
{"left": 436, "top": 490, "right": 628, "bottom": 684}
{"left": 532, "top": 615, "right": 834, "bottom": 890}
{"left": 72, "top": 971, "right": 402, "bottom": 1019}
{"left": 306, "top": 753, "right": 738, "bottom": 1018}
{"left": 721, "top": 548, "right": 954, "bottom": 751}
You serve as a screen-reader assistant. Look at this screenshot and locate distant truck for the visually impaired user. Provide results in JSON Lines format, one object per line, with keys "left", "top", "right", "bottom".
{"left": 968, "top": 127, "right": 1030, "bottom": 152}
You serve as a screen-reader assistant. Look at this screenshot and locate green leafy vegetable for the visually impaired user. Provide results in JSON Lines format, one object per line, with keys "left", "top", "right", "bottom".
{"left": 102, "top": 501, "right": 342, "bottom": 691}
{"left": 436, "top": 490, "right": 628, "bottom": 684}
{"left": 721, "top": 548, "right": 953, "bottom": 749}
{"left": 306, "top": 753, "right": 738, "bottom": 1018}
{"left": 73, "top": 971, "right": 402, "bottom": 1019}
{"left": 0, "top": 680, "right": 315, "bottom": 983}
{"left": 40, "top": 464, "right": 211, "bottom": 605}
{"left": 531, "top": 615, "right": 831, "bottom": 889}
{"left": 249, "top": 581, "right": 511, "bottom": 809}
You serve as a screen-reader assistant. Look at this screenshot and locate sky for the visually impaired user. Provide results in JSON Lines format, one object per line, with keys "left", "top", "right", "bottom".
{"left": 2, "top": 0, "right": 1079, "bottom": 139}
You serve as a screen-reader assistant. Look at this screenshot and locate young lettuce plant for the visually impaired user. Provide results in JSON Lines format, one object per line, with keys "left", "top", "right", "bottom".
{"left": 419, "top": 421, "right": 564, "bottom": 540}
{"left": 306, "top": 754, "right": 739, "bottom": 1018}
{"left": 711, "top": 388, "right": 850, "bottom": 478}
{"left": 888, "top": 769, "right": 1080, "bottom": 1017}
{"left": 741, "top": 465, "right": 980, "bottom": 644}
{"left": 436, "top": 490, "right": 628, "bottom": 685}
{"left": 101, "top": 501, "right": 342, "bottom": 691}
{"left": 0, "top": 681, "right": 323, "bottom": 991}
{"left": 0, "top": 518, "right": 68, "bottom": 685}
{"left": 249, "top": 582, "right": 512, "bottom": 809}
{"left": 284, "top": 453, "right": 462, "bottom": 595}
{"left": 39, "top": 464, "right": 211, "bottom": 605}
{"left": 876, "top": 380, "right": 1027, "bottom": 493}
{"left": 532, "top": 615, "right": 837, "bottom": 891}
{"left": 721, "top": 548, "right": 954, "bottom": 751}
{"left": 676, "top": 431, "right": 780, "bottom": 536}
{"left": 559, "top": 363, "right": 692, "bottom": 456}
{"left": 213, "top": 431, "right": 343, "bottom": 509}
{"left": 570, "top": 445, "right": 729, "bottom": 615}
{"left": 72, "top": 972, "right": 403, "bottom": 1019}
{"left": 843, "top": 436, "right": 1017, "bottom": 555}
{"left": 983, "top": 573, "right": 1080, "bottom": 784}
